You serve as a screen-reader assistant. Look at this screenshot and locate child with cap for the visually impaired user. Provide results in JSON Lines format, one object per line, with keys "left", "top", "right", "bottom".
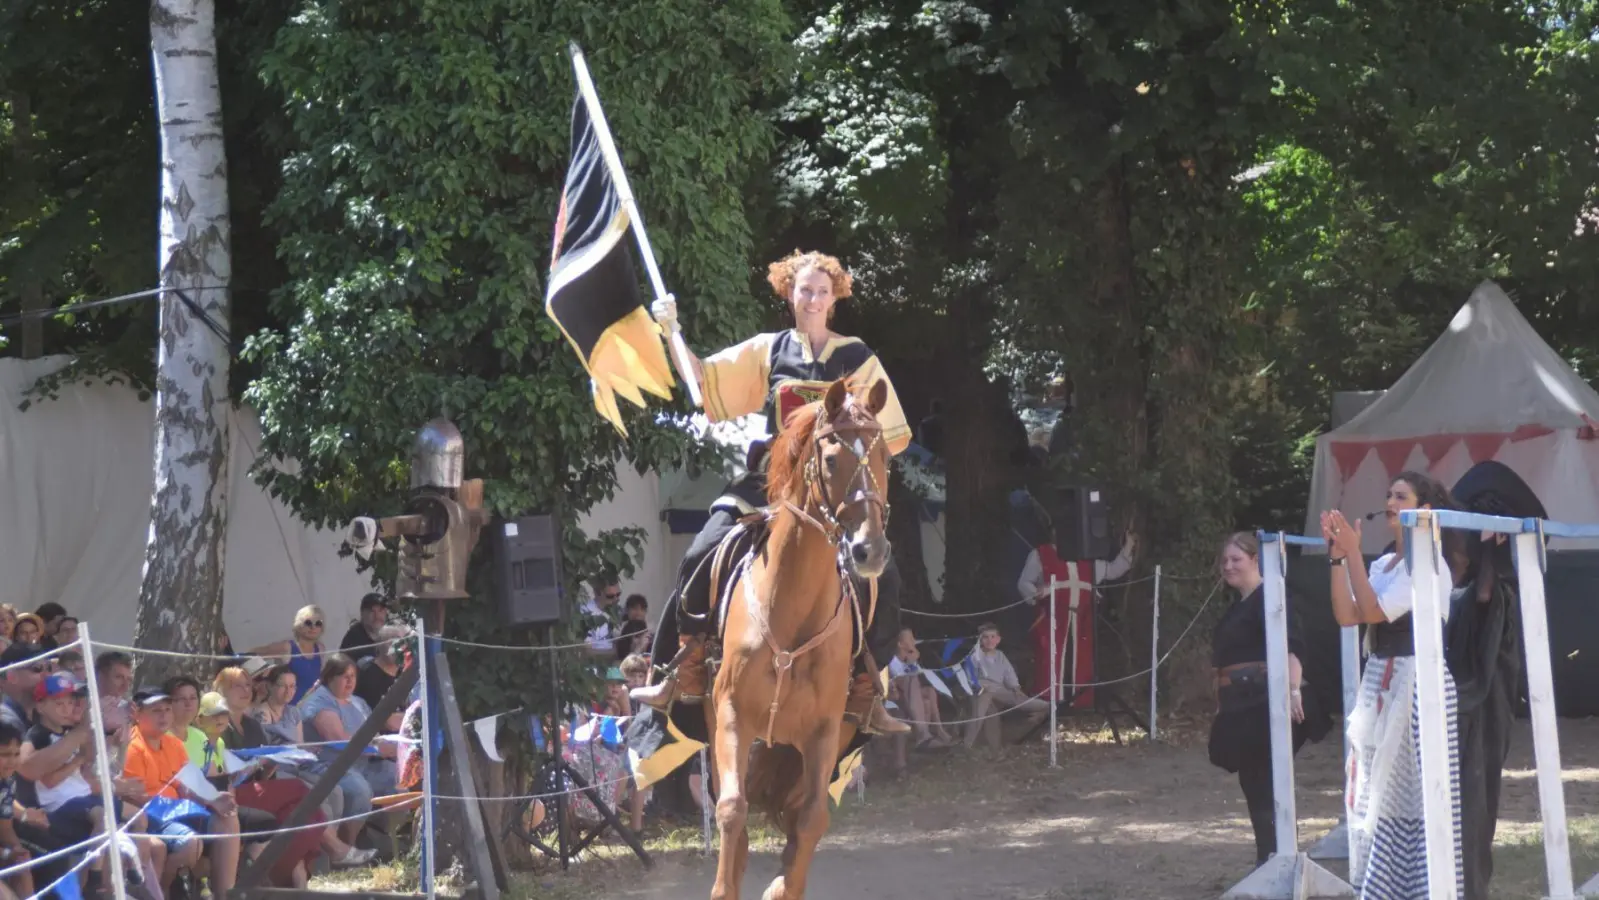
{"left": 124, "top": 688, "right": 242, "bottom": 896}
{"left": 18, "top": 673, "right": 151, "bottom": 895}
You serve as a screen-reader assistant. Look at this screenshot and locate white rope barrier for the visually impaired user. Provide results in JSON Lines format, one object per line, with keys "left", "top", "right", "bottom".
{"left": 0, "top": 638, "right": 85, "bottom": 676}
{"left": 893, "top": 577, "right": 1220, "bottom": 728}
{"left": 92, "top": 638, "right": 391, "bottom": 661}
{"left": 20, "top": 838, "right": 109, "bottom": 900}
{"left": 0, "top": 834, "right": 108, "bottom": 880}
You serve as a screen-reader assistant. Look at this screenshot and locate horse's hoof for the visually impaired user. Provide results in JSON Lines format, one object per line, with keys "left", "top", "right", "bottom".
{"left": 760, "top": 877, "right": 789, "bottom": 900}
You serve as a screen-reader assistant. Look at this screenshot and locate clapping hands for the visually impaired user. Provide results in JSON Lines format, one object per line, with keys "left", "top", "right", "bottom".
{"left": 1319, "top": 510, "right": 1362, "bottom": 559}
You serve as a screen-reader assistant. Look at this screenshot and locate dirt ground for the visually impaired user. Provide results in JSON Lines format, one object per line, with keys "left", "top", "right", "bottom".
{"left": 523, "top": 715, "right": 1599, "bottom": 900}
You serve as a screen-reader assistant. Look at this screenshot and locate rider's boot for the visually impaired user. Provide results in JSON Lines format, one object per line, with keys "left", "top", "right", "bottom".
{"left": 630, "top": 634, "right": 709, "bottom": 712}
{"left": 843, "top": 650, "right": 911, "bottom": 735}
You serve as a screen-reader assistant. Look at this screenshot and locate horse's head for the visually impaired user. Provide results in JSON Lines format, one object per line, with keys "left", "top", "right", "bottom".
{"left": 768, "top": 379, "right": 893, "bottom": 577}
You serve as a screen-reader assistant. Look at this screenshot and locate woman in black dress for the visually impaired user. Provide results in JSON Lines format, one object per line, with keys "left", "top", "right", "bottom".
{"left": 1208, "top": 532, "right": 1330, "bottom": 865}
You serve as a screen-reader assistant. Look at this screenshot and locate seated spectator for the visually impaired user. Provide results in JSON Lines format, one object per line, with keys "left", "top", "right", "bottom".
{"left": 619, "top": 654, "right": 650, "bottom": 715}
{"left": 0, "top": 644, "right": 46, "bottom": 732}
{"left": 0, "top": 723, "right": 33, "bottom": 899}
{"left": 19, "top": 673, "right": 157, "bottom": 895}
{"left": 53, "top": 617, "right": 80, "bottom": 652}
{"left": 0, "top": 606, "right": 16, "bottom": 651}
{"left": 615, "top": 595, "right": 652, "bottom": 661}
{"left": 964, "top": 623, "right": 1048, "bottom": 749}
{"left": 354, "top": 626, "right": 409, "bottom": 718}
{"left": 888, "top": 628, "right": 956, "bottom": 750}
{"left": 123, "top": 689, "right": 241, "bottom": 895}
{"left": 55, "top": 649, "right": 86, "bottom": 683}
{"left": 581, "top": 580, "right": 622, "bottom": 658}
{"left": 572, "top": 668, "right": 642, "bottom": 830}
{"left": 216, "top": 668, "right": 370, "bottom": 870}
{"left": 244, "top": 607, "right": 328, "bottom": 705}
{"left": 95, "top": 653, "right": 135, "bottom": 702}
{"left": 339, "top": 595, "right": 390, "bottom": 663}
{"left": 300, "top": 655, "right": 399, "bottom": 845}
{"left": 9, "top": 618, "right": 43, "bottom": 649}
{"left": 30, "top": 605, "right": 65, "bottom": 651}
{"left": 162, "top": 676, "right": 208, "bottom": 761}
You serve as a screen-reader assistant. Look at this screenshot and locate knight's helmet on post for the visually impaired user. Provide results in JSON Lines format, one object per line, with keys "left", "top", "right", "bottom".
{"left": 398, "top": 419, "right": 473, "bottom": 601}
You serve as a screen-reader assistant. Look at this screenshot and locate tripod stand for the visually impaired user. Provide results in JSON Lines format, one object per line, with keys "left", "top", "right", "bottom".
{"left": 536, "top": 625, "right": 653, "bottom": 870}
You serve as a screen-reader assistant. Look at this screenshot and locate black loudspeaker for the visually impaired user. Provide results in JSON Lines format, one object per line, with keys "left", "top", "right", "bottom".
{"left": 1053, "top": 485, "right": 1113, "bottom": 561}
{"left": 493, "top": 515, "right": 565, "bottom": 626}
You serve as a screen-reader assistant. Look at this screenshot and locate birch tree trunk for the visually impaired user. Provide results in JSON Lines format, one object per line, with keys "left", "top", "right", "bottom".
{"left": 137, "top": 0, "right": 231, "bottom": 672}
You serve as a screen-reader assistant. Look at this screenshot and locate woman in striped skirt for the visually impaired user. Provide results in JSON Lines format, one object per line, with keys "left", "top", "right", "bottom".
{"left": 1322, "top": 471, "right": 1463, "bottom": 899}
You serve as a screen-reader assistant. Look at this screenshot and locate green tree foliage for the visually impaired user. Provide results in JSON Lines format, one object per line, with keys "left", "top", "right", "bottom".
{"left": 244, "top": 1, "right": 792, "bottom": 715}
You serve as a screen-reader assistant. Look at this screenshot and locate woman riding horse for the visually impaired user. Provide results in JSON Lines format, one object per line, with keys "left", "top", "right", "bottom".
{"left": 634, "top": 250, "right": 912, "bottom": 736}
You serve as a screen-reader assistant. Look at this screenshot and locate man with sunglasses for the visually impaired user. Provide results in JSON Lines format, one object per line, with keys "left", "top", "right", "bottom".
{"left": 581, "top": 580, "right": 623, "bottom": 659}
{"left": 0, "top": 644, "right": 47, "bottom": 733}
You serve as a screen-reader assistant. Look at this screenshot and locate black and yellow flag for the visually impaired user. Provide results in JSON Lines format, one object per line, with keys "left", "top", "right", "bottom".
{"left": 545, "top": 95, "right": 673, "bottom": 434}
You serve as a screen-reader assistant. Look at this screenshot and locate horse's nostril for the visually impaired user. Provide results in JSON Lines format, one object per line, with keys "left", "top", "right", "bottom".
{"left": 852, "top": 542, "right": 869, "bottom": 564}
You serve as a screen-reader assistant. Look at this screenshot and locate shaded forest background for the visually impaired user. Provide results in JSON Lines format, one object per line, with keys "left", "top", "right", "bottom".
{"left": 8, "top": 0, "right": 1599, "bottom": 713}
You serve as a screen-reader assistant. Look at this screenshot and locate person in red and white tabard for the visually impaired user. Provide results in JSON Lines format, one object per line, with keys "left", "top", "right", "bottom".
{"left": 1016, "top": 527, "right": 1135, "bottom": 708}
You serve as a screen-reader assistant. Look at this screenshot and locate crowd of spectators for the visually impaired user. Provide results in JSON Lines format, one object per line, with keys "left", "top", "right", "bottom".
{"left": 0, "top": 598, "right": 413, "bottom": 900}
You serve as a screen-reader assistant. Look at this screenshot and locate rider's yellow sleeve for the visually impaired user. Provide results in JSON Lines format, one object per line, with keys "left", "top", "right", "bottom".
{"left": 700, "top": 332, "right": 774, "bottom": 423}
{"left": 850, "top": 354, "right": 912, "bottom": 456}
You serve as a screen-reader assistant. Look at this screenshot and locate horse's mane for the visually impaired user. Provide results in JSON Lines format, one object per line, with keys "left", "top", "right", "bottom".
{"left": 765, "top": 402, "right": 823, "bottom": 507}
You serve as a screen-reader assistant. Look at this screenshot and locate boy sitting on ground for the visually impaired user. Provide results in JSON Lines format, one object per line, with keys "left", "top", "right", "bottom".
{"left": 887, "top": 628, "right": 957, "bottom": 750}
{"left": 964, "top": 623, "right": 1049, "bottom": 749}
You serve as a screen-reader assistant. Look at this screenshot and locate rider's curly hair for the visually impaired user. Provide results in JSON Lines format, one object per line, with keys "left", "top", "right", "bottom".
{"left": 767, "top": 250, "right": 853, "bottom": 301}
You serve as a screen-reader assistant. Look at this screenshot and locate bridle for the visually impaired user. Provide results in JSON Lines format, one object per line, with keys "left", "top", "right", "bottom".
{"left": 788, "top": 408, "right": 891, "bottom": 545}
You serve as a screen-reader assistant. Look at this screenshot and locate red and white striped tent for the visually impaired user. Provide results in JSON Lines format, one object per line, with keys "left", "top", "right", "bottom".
{"left": 1304, "top": 281, "right": 1599, "bottom": 552}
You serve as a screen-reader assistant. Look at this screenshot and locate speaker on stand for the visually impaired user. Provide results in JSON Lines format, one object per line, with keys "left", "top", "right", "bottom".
{"left": 489, "top": 515, "right": 652, "bottom": 868}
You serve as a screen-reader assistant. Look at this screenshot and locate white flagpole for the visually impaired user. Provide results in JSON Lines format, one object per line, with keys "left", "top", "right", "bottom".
{"left": 567, "top": 43, "right": 703, "bottom": 409}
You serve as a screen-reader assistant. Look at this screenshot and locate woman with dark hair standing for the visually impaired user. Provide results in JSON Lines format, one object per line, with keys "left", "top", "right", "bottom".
{"left": 1207, "top": 532, "right": 1329, "bottom": 866}
{"left": 1323, "top": 471, "right": 1463, "bottom": 898}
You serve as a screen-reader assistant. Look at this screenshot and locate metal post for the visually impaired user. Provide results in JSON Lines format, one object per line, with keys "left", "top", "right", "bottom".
{"left": 698, "top": 747, "right": 713, "bottom": 855}
{"left": 1149, "top": 565, "right": 1162, "bottom": 742}
{"left": 79, "top": 626, "right": 128, "bottom": 900}
{"left": 1513, "top": 531, "right": 1576, "bottom": 899}
{"left": 416, "top": 616, "right": 436, "bottom": 900}
{"left": 1260, "top": 537, "right": 1298, "bottom": 862}
{"left": 1339, "top": 621, "right": 1360, "bottom": 863}
{"left": 1405, "top": 512, "right": 1459, "bottom": 900}
{"left": 549, "top": 627, "right": 569, "bottom": 870}
{"left": 1048, "top": 575, "right": 1058, "bottom": 769}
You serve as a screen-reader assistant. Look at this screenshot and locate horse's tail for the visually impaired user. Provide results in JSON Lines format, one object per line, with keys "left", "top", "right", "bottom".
{"left": 744, "top": 742, "right": 807, "bottom": 831}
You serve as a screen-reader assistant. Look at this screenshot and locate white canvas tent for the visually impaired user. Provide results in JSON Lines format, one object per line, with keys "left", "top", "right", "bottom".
{"left": 1304, "top": 281, "right": 1599, "bottom": 552}
{"left": 0, "top": 356, "right": 370, "bottom": 651}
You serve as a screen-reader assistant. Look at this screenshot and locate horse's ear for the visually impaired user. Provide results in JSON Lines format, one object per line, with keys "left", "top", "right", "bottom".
{"left": 866, "top": 379, "right": 888, "bottom": 416}
{"left": 824, "top": 379, "right": 849, "bottom": 419}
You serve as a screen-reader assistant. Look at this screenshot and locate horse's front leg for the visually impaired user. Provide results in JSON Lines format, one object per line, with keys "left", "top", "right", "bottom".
{"left": 762, "top": 718, "right": 841, "bottom": 900}
{"left": 711, "top": 698, "right": 753, "bottom": 900}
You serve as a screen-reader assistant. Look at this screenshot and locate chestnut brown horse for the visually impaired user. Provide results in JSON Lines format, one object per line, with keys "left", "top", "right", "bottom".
{"left": 707, "top": 378, "right": 892, "bottom": 900}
